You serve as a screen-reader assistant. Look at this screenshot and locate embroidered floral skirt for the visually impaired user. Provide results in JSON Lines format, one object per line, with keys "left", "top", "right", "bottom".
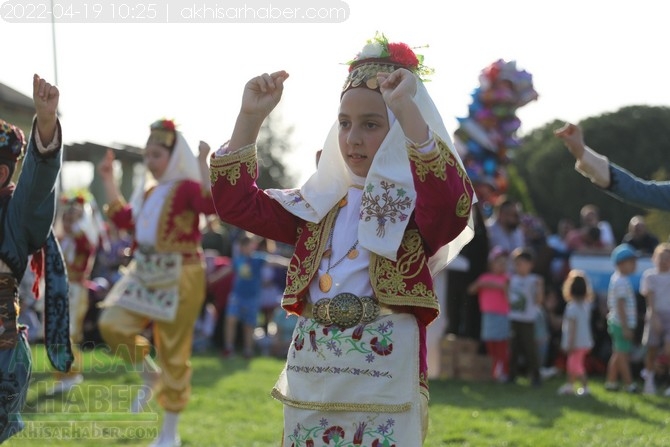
{"left": 272, "top": 313, "right": 424, "bottom": 446}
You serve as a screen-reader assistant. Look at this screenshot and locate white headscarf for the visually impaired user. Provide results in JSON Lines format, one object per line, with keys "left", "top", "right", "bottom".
{"left": 267, "top": 76, "right": 475, "bottom": 276}
{"left": 129, "top": 131, "right": 201, "bottom": 220}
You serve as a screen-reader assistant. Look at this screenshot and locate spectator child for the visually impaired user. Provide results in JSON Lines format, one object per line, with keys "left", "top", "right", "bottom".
{"left": 640, "top": 243, "right": 670, "bottom": 394}
{"left": 557, "top": 270, "right": 594, "bottom": 395}
{"left": 508, "top": 247, "right": 544, "bottom": 385}
{"left": 467, "top": 246, "right": 510, "bottom": 382}
{"left": 605, "top": 243, "right": 639, "bottom": 392}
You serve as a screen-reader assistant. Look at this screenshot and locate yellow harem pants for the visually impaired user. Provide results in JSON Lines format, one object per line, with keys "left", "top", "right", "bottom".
{"left": 98, "top": 262, "right": 206, "bottom": 412}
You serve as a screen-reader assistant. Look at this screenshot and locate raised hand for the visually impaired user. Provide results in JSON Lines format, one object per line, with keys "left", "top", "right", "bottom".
{"left": 554, "top": 122, "right": 586, "bottom": 160}
{"left": 239, "top": 71, "right": 289, "bottom": 121}
{"left": 98, "top": 149, "right": 122, "bottom": 203}
{"left": 33, "top": 74, "right": 59, "bottom": 143}
{"left": 198, "top": 141, "right": 211, "bottom": 163}
{"left": 377, "top": 68, "right": 417, "bottom": 111}
{"left": 376, "top": 68, "right": 427, "bottom": 145}
{"left": 98, "top": 149, "right": 115, "bottom": 182}
{"left": 228, "top": 70, "right": 289, "bottom": 151}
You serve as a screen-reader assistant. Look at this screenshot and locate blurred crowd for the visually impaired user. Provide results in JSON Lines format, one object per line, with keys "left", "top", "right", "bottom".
{"left": 446, "top": 187, "right": 667, "bottom": 393}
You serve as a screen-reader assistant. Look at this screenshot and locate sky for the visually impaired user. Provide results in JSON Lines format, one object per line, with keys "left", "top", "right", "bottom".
{"left": 2, "top": 0, "right": 670, "bottom": 189}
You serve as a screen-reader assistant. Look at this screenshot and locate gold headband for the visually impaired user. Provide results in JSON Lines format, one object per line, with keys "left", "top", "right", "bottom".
{"left": 147, "top": 128, "right": 176, "bottom": 149}
{"left": 341, "top": 62, "right": 400, "bottom": 96}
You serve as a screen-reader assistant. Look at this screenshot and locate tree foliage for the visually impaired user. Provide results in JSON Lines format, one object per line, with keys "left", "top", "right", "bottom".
{"left": 255, "top": 113, "right": 297, "bottom": 190}
{"left": 508, "top": 106, "right": 670, "bottom": 242}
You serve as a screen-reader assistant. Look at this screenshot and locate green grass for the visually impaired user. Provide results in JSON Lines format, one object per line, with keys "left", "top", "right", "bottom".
{"left": 5, "top": 345, "right": 670, "bottom": 446}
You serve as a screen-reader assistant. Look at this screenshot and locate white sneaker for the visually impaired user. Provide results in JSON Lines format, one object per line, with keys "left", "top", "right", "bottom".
{"left": 47, "top": 374, "right": 83, "bottom": 395}
{"left": 557, "top": 383, "right": 574, "bottom": 395}
{"left": 664, "top": 387, "right": 670, "bottom": 397}
{"left": 540, "top": 367, "right": 558, "bottom": 379}
{"left": 576, "top": 386, "right": 590, "bottom": 396}
{"left": 643, "top": 379, "right": 657, "bottom": 395}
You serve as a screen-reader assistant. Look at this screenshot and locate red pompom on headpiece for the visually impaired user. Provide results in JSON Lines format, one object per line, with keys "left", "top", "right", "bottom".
{"left": 342, "top": 32, "right": 433, "bottom": 96}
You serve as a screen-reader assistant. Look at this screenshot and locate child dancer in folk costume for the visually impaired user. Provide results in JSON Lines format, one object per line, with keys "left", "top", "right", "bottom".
{"left": 51, "top": 190, "right": 103, "bottom": 394}
{"left": 97, "top": 120, "right": 216, "bottom": 447}
{"left": 210, "top": 34, "right": 475, "bottom": 446}
{"left": 0, "top": 75, "right": 72, "bottom": 443}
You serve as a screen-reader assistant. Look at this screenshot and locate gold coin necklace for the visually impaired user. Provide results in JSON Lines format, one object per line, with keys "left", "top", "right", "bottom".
{"left": 318, "top": 197, "right": 359, "bottom": 293}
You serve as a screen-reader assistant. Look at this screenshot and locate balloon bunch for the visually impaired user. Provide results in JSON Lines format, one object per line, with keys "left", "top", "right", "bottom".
{"left": 454, "top": 59, "right": 538, "bottom": 193}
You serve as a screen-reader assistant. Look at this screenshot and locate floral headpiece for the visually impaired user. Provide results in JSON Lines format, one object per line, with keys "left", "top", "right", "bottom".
{"left": 0, "top": 119, "right": 25, "bottom": 162}
{"left": 147, "top": 118, "right": 177, "bottom": 150}
{"left": 60, "top": 188, "right": 92, "bottom": 207}
{"left": 342, "top": 32, "right": 433, "bottom": 95}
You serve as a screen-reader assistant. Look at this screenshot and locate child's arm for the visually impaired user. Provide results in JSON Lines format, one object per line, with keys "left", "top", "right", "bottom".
{"left": 466, "top": 279, "right": 480, "bottom": 295}
{"left": 198, "top": 141, "right": 212, "bottom": 193}
{"left": 33, "top": 74, "right": 59, "bottom": 145}
{"left": 643, "top": 289, "right": 661, "bottom": 332}
{"left": 467, "top": 277, "right": 506, "bottom": 295}
{"left": 554, "top": 122, "right": 586, "bottom": 160}
{"left": 377, "top": 69, "right": 428, "bottom": 144}
{"left": 97, "top": 149, "right": 123, "bottom": 205}
{"left": 226, "top": 71, "right": 289, "bottom": 153}
{"left": 616, "top": 298, "right": 633, "bottom": 340}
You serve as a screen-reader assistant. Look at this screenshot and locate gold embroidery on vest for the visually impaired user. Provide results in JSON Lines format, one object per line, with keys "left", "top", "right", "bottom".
{"left": 283, "top": 206, "right": 339, "bottom": 303}
{"left": 154, "top": 184, "right": 198, "bottom": 253}
{"left": 370, "top": 229, "right": 437, "bottom": 308}
{"left": 456, "top": 191, "right": 472, "bottom": 218}
{"left": 407, "top": 135, "right": 462, "bottom": 182}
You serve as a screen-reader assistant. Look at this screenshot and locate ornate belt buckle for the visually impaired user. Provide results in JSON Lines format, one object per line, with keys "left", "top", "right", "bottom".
{"left": 312, "top": 293, "right": 380, "bottom": 329}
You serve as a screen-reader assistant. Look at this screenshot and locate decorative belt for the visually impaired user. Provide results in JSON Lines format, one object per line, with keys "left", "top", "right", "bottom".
{"left": 304, "top": 293, "right": 391, "bottom": 329}
{"left": 0, "top": 273, "right": 19, "bottom": 350}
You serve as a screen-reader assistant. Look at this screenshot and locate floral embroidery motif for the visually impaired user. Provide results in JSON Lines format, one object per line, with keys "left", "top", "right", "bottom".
{"left": 360, "top": 181, "right": 413, "bottom": 238}
{"left": 286, "top": 189, "right": 311, "bottom": 208}
{"left": 291, "top": 317, "right": 395, "bottom": 365}
{"left": 288, "top": 416, "right": 398, "bottom": 447}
